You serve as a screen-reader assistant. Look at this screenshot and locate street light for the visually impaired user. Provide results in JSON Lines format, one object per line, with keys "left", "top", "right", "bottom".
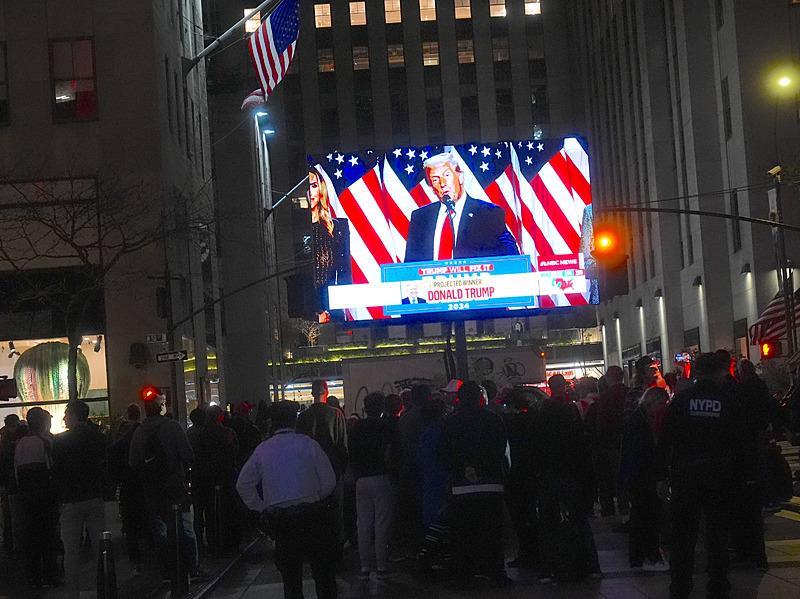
{"left": 767, "top": 64, "right": 799, "bottom": 96}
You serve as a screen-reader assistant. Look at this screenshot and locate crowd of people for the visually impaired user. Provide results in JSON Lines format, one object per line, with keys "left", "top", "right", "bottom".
{"left": 233, "top": 353, "right": 795, "bottom": 599}
{"left": 0, "top": 395, "right": 265, "bottom": 596}
{"left": 0, "top": 351, "right": 795, "bottom": 599}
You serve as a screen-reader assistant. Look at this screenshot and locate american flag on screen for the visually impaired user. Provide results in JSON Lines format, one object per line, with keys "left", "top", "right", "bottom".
{"left": 247, "top": 0, "right": 299, "bottom": 100}
{"left": 311, "top": 138, "right": 594, "bottom": 320}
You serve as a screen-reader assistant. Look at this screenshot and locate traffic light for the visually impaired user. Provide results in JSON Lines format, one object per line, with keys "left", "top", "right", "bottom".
{"left": 139, "top": 384, "right": 160, "bottom": 402}
{"left": 760, "top": 340, "right": 782, "bottom": 360}
{"left": 591, "top": 222, "right": 629, "bottom": 299}
{"left": 591, "top": 224, "right": 627, "bottom": 269}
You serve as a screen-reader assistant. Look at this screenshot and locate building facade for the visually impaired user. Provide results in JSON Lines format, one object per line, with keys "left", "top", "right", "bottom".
{"left": 0, "top": 0, "right": 222, "bottom": 426}
{"left": 565, "top": 0, "right": 800, "bottom": 374}
{"left": 205, "top": 0, "right": 608, "bottom": 396}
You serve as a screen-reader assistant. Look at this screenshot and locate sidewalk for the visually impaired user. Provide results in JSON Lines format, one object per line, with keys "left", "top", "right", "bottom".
{"left": 207, "top": 509, "right": 800, "bottom": 599}
{"left": 0, "top": 501, "right": 250, "bottom": 599}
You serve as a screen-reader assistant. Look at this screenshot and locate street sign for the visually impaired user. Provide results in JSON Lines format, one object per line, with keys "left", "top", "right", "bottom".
{"left": 146, "top": 333, "right": 167, "bottom": 343}
{"left": 156, "top": 350, "right": 188, "bottom": 363}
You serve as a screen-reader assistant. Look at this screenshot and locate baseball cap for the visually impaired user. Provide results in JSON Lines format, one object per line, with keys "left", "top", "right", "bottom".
{"left": 442, "top": 379, "right": 463, "bottom": 393}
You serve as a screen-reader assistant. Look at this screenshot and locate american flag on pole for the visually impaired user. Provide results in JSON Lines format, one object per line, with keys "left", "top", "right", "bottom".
{"left": 310, "top": 138, "right": 595, "bottom": 321}
{"left": 247, "top": 0, "right": 300, "bottom": 100}
{"left": 749, "top": 288, "right": 800, "bottom": 344}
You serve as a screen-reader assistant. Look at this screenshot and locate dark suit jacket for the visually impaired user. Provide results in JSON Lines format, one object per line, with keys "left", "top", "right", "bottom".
{"left": 404, "top": 197, "right": 519, "bottom": 262}
{"left": 401, "top": 297, "right": 427, "bottom": 304}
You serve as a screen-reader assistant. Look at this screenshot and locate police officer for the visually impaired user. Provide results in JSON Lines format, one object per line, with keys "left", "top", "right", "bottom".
{"left": 660, "top": 353, "right": 744, "bottom": 599}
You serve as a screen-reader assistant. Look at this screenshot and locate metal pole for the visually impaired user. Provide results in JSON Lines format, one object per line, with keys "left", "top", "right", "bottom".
{"left": 775, "top": 178, "right": 796, "bottom": 355}
{"left": 264, "top": 175, "right": 310, "bottom": 220}
{"left": 182, "top": 0, "right": 281, "bottom": 77}
{"left": 454, "top": 321, "right": 469, "bottom": 380}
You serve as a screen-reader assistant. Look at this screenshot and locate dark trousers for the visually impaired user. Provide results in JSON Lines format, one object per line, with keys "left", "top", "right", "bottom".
{"left": 505, "top": 481, "right": 539, "bottom": 564}
{"left": 448, "top": 493, "right": 505, "bottom": 579}
{"left": 730, "top": 481, "right": 767, "bottom": 564}
{"left": 670, "top": 477, "right": 732, "bottom": 599}
{"left": 120, "top": 480, "right": 147, "bottom": 563}
{"left": 148, "top": 496, "right": 194, "bottom": 583}
{"left": 20, "top": 492, "right": 59, "bottom": 585}
{"left": 538, "top": 473, "right": 600, "bottom": 578}
{"left": 269, "top": 501, "right": 338, "bottom": 599}
{"left": 628, "top": 479, "right": 661, "bottom": 566}
{"left": 594, "top": 446, "right": 621, "bottom": 515}
{"left": 1, "top": 491, "right": 12, "bottom": 551}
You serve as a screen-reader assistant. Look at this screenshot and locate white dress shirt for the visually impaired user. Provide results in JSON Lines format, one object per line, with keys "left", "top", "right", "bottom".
{"left": 432, "top": 194, "right": 467, "bottom": 256}
{"left": 236, "top": 429, "right": 336, "bottom": 512}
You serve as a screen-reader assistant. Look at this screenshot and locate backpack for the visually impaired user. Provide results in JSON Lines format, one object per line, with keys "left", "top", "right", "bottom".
{"left": 141, "top": 426, "right": 170, "bottom": 488}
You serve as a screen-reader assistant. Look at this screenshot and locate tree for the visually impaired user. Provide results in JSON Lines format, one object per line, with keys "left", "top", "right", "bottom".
{"left": 296, "top": 319, "right": 321, "bottom": 347}
{"left": 0, "top": 174, "right": 213, "bottom": 401}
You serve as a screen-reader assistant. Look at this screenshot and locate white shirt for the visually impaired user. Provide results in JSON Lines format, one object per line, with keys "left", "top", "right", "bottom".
{"left": 236, "top": 429, "right": 336, "bottom": 512}
{"left": 432, "top": 195, "right": 467, "bottom": 256}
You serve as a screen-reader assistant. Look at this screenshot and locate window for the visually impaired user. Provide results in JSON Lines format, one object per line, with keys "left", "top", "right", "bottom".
{"left": 50, "top": 38, "right": 98, "bottom": 122}
{"left": 455, "top": 0, "right": 471, "bottom": 19}
{"left": 184, "top": 86, "right": 192, "bottom": 158}
{"left": 318, "top": 48, "right": 335, "bottom": 72}
{"left": 457, "top": 39, "right": 474, "bottom": 64}
{"left": 721, "top": 76, "right": 732, "bottom": 139}
{"left": 315, "top": 3, "right": 331, "bottom": 28}
{"left": 387, "top": 44, "right": 405, "bottom": 68}
{"left": 384, "top": 0, "right": 401, "bottom": 23}
{"left": 244, "top": 8, "right": 261, "bottom": 33}
{"left": 733, "top": 319, "right": 748, "bottom": 360}
{"left": 353, "top": 46, "right": 369, "bottom": 70}
{"left": 419, "top": 0, "right": 436, "bottom": 21}
{"left": 525, "top": 0, "right": 541, "bottom": 15}
{"left": 490, "top": 0, "right": 507, "bottom": 17}
{"left": 174, "top": 71, "right": 182, "bottom": 146}
{"left": 350, "top": 1, "right": 366, "bottom": 26}
{"left": 492, "top": 37, "right": 510, "bottom": 62}
{"left": 164, "top": 57, "right": 173, "bottom": 134}
{"left": 730, "top": 191, "right": 741, "bottom": 251}
{"left": 422, "top": 41, "right": 439, "bottom": 66}
{"left": 0, "top": 43, "right": 8, "bottom": 125}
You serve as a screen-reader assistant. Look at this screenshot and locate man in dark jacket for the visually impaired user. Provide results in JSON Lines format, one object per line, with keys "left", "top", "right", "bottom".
{"left": 107, "top": 404, "right": 147, "bottom": 571}
{"left": 52, "top": 400, "right": 108, "bottom": 598}
{"left": 501, "top": 388, "right": 539, "bottom": 569}
{"left": 296, "top": 380, "right": 348, "bottom": 476}
{"left": 535, "top": 376, "right": 601, "bottom": 582}
{"left": 129, "top": 393, "right": 197, "bottom": 585}
{"left": 192, "top": 405, "right": 239, "bottom": 550}
{"left": 661, "top": 353, "right": 745, "bottom": 599}
{"left": 297, "top": 380, "right": 348, "bottom": 550}
{"left": 441, "top": 381, "right": 509, "bottom": 585}
{"left": 593, "top": 365, "right": 628, "bottom": 516}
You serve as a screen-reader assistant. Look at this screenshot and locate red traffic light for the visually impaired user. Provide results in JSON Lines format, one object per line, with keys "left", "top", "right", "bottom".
{"left": 139, "top": 384, "right": 161, "bottom": 402}
{"left": 760, "top": 340, "right": 782, "bottom": 360}
{"left": 591, "top": 224, "right": 627, "bottom": 268}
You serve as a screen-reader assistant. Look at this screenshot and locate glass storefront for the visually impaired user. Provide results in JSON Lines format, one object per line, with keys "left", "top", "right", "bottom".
{"left": 0, "top": 335, "right": 109, "bottom": 433}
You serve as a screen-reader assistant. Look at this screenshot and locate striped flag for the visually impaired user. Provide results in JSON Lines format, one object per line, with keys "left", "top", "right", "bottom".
{"left": 311, "top": 138, "right": 595, "bottom": 321}
{"left": 247, "top": 0, "right": 299, "bottom": 100}
{"left": 240, "top": 88, "right": 266, "bottom": 111}
{"left": 749, "top": 289, "right": 800, "bottom": 344}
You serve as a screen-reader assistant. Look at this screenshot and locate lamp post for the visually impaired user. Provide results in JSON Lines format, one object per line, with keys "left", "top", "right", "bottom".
{"left": 253, "top": 110, "right": 287, "bottom": 401}
{"left": 767, "top": 65, "right": 799, "bottom": 355}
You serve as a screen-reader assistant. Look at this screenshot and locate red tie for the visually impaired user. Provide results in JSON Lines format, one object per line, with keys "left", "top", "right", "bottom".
{"left": 438, "top": 211, "right": 454, "bottom": 260}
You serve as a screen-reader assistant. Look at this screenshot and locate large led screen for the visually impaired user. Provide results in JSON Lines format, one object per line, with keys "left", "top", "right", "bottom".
{"left": 307, "top": 137, "right": 598, "bottom": 322}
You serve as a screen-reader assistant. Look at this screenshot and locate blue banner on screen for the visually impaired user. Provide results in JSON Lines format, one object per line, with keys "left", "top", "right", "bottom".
{"left": 307, "top": 137, "right": 599, "bottom": 322}
{"left": 383, "top": 256, "right": 535, "bottom": 315}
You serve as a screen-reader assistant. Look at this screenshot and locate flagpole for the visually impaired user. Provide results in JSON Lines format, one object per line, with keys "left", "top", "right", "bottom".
{"left": 182, "top": 0, "right": 282, "bottom": 77}
{"left": 264, "top": 175, "right": 309, "bottom": 220}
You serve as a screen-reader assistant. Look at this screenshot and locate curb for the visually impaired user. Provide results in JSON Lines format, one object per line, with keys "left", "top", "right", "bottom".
{"left": 189, "top": 535, "right": 264, "bottom": 599}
